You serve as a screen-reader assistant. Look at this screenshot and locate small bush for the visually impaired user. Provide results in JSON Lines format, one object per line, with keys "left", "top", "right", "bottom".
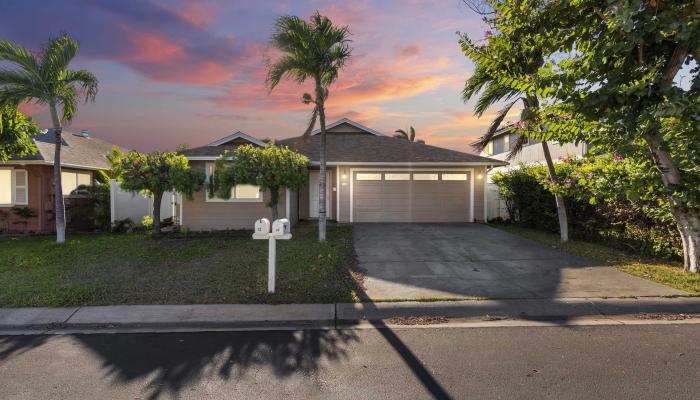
{"left": 141, "top": 215, "right": 153, "bottom": 230}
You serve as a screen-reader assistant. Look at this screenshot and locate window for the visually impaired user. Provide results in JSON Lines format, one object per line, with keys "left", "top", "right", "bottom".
{"left": 356, "top": 173, "right": 382, "bottom": 181}
{"left": 384, "top": 173, "right": 410, "bottom": 181}
{"left": 442, "top": 173, "right": 467, "bottom": 181}
{"left": 0, "top": 169, "right": 28, "bottom": 206}
{"left": 485, "top": 141, "right": 494, "bottom": 155}
{"left": 503, "top": 134, "right": 510, "bottom": 152}
{"left": 413, "top": 173, "right": 438, "bottom": 181}
{"left": 205, "top": 163, "right": 262, "bottom": 202}
{"left": 61, "top": 171, "right": 91, "bottom": 195}
{"left": 0, "top": 169, "right": 11, "bottom": 205}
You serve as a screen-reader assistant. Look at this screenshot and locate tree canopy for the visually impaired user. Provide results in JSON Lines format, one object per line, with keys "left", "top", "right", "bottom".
{"left": 465, "top": 0, "right": 700, "bottom": 271}
{"left": 110, "top": 148, "right": 204, "bottom": 235}
{"left": 210, "top": 144, "right": 309, "bottom": 221}
{"left": 0, "top": 104, "right": 38, "bottom": 161}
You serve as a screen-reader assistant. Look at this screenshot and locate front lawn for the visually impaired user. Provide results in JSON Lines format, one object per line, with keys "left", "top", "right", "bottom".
{"left": 0, "top": 223, "right": 359, "bottom": 307}
{"left": 494, "top": 224, "right": 700, "bottom": 295}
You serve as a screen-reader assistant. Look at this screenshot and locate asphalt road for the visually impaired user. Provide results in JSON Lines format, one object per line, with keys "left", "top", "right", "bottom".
{"left": 1, "top": 324, "right": 699, "bottom": 399}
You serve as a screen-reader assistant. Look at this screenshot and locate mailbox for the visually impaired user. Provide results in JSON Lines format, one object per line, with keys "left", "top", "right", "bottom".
{"left": 255, "top": 218, "right": 271, "bottom": 235}
{"left": 272, "top": 218, "right": 290, "bottom": 236}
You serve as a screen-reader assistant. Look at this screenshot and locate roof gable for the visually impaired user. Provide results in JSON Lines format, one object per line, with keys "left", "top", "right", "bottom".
{"left": 208, "top": 131, "right": 268, "bottom": 147}
{"left": 310, "top": 118, "right": 384, "bottom": 136}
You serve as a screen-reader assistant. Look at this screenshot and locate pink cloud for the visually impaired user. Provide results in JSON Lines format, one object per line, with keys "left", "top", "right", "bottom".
{"left": 174, "top": 0, "right": 219, "bottom": 27}
{"left": 116, "top": 24, "right": 236, "bottom": 85}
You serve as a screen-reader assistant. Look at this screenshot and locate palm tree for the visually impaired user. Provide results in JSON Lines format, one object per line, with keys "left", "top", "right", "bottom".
{"left": 394, "top": 126, "right": 425, "bottom": 144}
{"left": 463, "top": 66, "right": 569, "bottom": 242}
{"left": 266, "top": 12, "right": 351, "bottom": 242}
{"left": 0, "top": 35, "right": 98, "bottom": 243}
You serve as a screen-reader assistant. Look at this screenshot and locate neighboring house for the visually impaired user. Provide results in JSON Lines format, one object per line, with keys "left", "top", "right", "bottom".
{"left": 179, "top": 118, "right": 505, "bottom": 231}
{"left": 475, "top": 128, "right": 588, "bottom": 220}
{"left": 0, "top": 130, "right": 115, "bottom": 233}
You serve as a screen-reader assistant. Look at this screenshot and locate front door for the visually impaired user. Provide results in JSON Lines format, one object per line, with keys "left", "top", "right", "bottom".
{"left": 309, "top": 170, "right": 331, "bottom": 218}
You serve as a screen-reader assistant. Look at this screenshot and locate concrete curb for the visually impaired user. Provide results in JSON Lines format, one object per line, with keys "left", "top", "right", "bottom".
{"left": 1, "top": 297, "right": 699, "bottom": 334}
{"left": 0, "top": 304, "right": 335, "bottom": 333}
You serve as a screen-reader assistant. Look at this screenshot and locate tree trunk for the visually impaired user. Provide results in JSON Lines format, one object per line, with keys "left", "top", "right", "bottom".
{"left": 317, "top": 104, "right": 328, "bottom": 242}
{"left": 674, "top": 209, "right": 700, "bottom": 273}
{"left": 49, "top": 103, "right": 66, "bottom": 244}
{"left": 269, "top": 188, "right": 279, "bottom": 221}
{"left": 644, "top": 131, "right": 699, "bottom": 273}
{"left": 541, "top": 141, "right": 569, "bottom": 242}
{"left": 152, "top": 191, "right": 163, "bottom": 236}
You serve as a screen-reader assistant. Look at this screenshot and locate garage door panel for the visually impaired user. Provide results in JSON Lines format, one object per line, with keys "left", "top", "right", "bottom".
{"left": 353, "top": 171, "right": 471, "bottom": 223}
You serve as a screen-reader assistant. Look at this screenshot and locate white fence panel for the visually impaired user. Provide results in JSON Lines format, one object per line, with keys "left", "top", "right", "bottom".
{"left": 110, "top": 179, "right": 174, "bottom": 225}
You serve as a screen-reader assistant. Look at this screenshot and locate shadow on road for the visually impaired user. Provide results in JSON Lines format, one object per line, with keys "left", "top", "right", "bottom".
{"left": 0, "top": 329, "right": 358, "bottom": 400}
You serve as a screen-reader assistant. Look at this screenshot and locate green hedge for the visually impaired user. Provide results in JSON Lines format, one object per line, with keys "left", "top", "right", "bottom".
{"left": 492, "top": 156, "right": 683, "bottom": 260}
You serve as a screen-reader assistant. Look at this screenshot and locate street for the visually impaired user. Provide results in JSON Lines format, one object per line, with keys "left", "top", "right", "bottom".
{"left": 1, "top": 324, "right": 699, "bottom": 399}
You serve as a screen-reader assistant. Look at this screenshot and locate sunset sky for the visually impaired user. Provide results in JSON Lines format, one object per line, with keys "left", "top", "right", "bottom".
{"left": 0, "top": 0, "right": 506, "bottom": 153}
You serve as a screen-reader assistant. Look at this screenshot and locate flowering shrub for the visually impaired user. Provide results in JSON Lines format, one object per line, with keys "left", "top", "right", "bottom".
{"left": 493, "top": 155, "right": 682, "bottom": 260}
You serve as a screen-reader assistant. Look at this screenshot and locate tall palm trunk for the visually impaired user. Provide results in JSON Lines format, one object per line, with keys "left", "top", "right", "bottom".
{"left": 49, "top": 102, "right": 66, "bottom": 244}
{"left": 541, "top": 141, "right": 569, "bottom": 242}
{"left": 317, "top": 103, "right": 328, "bottom": 242}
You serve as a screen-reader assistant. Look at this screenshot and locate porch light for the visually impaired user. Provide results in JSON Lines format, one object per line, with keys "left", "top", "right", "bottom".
{"left": 477, "top": 173, "right": 483, "bottom": 179}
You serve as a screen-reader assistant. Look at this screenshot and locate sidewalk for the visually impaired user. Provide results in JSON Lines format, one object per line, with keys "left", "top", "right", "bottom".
{"left": 2, "top": 297, "right": 700, "bottom": 334}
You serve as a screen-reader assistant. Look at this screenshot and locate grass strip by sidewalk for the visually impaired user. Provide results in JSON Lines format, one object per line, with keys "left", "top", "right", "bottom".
{"left": 493, "top": 224, "right": 700, "bottom": 295}
{"left": 0, "top": 223, "right": 359, "bottom": 307}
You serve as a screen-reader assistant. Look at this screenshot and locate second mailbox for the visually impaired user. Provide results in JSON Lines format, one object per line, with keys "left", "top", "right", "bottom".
{"left": 272, "top": 218, "right": 290, "bottom": 235}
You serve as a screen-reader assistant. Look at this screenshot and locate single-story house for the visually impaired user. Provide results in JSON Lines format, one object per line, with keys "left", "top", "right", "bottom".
{"left": 179, "top": 118, "right": 506, "bottom": 230}
{"left": 0, "top": 130, "right": 115, "bottom": 233}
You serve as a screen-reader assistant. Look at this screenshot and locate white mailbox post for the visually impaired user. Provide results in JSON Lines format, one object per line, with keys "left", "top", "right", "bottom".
{"left": 252, "top": 218, "right": 292, "bottom": 293}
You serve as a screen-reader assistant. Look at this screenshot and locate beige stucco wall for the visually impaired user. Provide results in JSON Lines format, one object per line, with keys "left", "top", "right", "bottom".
{"left": 181, "top": 161, "right": 289, "bottom": 231}
{"left": 182, "top": 162, "right": 489, "bottom": 229}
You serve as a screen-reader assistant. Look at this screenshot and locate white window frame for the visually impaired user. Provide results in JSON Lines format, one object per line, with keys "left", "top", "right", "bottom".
{"left": 441, "top": 173, "right": 468, "bottom": 181}
{"left": 61, "top": 170, "right": 92, "bottom": 197}
{"left": 204, "top": 163, "right": 263, "bottom": 203}
{"left": 355, "top": 173, "right": 382, "bottom": 181}
{"left": 0, "top": 168, "right": 29, "bottom": 206}
{"left": 412, "top": 173, "right": 438, "bottom": 181}
{"left": 503, "top": 134, "right": 510, "bottom": 152}
{"left": 384, "top": 173, "right": 410, "bottom": 181}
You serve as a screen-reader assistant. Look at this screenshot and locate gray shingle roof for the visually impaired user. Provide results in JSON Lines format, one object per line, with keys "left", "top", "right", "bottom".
{"left": 277, "top": 133, "right": 505, "bottom": 164}
{"left": 7, "top": 131, "right": 116, "bottom": 170}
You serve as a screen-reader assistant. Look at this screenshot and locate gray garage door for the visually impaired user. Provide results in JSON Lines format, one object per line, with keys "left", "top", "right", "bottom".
{"left": 352, "top": 171, "right": 471, "bottom": 223}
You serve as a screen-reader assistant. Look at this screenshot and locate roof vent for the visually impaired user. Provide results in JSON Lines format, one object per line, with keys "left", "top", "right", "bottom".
{"left": 80, "top": 129, "right": 90, "bottom": 138}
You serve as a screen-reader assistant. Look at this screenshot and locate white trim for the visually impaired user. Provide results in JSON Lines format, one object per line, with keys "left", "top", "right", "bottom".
{"left": 482, "top": 168, "right": 488, "bottom": 223}
{"left": 470, "top": 171, "right": 475, "bottom": 222}
{"left": 207, "top": 131, "right": 268, "bottom": 147}
{"left": 179, "top": 192, "right": 184, "bottom": 226}
{"left": 109, "top": 179, "right": 116, "bottom": 223}
{"left": 309, "top": 161, "right": 507, "bottom": 167}
{"left": 310, "top": 118, "right": 385, "bottom": 136}
{"left": 285, "top": 188, "right": 290, "bottom": 220}
{"left": 186, "top": 156, "right": 220, "bottom": 161}
{"left": 335, "top": 166, "right": 340, "bottom": 221}
{"left": 348, "top": 167, "right": 475, "bottom": 223}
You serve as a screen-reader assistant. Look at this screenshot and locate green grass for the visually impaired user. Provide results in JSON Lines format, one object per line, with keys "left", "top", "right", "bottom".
{"left": 0, "top": 223, "right": 360, "bottom": 307}
{"left": 493, "top": 224, "right": 700, "bottom": 295}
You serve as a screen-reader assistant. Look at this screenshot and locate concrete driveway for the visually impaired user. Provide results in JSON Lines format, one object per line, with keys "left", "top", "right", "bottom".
{"left": 353, "top": 224, "right": 684, "bottom": 301}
